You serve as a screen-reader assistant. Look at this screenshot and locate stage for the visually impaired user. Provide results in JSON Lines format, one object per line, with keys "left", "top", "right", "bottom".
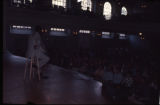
{"left": 3, "top": 51, "right": 110, "bottom": 104}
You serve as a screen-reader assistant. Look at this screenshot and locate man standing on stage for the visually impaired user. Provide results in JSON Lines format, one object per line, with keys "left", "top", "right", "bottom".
{"left": 26, "top": 26, "right": 50, "bottom": 72}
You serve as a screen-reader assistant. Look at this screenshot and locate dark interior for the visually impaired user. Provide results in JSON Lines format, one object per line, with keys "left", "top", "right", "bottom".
{"left": 3, "top": 0, "right": 160, "bottom": 104}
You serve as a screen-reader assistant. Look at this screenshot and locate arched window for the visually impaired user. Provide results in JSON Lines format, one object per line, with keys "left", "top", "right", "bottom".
{"left": 12, "top": 0, "right": 33, "bottom": 7}
{"left": 121, "top": 6, "right": 127, "bottom": 16}
{"left": 103, "top": 2, "right": 112, "bottom": 20}
{"left": 81, "top": 0, "right": 92, "bottom": 11}
{"left": 24, "top": 0, "right": 32, "bottom": 4}
{"left": 29, "top": 0, "right": 32, "bottom": 3}
{"left": 52, "top": 0, "right": 66, "bottom": 8}
{"left": 77, "top": 0, "right": 82, "bottom": 2}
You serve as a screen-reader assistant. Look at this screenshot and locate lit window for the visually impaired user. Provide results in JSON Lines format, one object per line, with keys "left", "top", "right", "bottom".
{"left": 17, "top": 26, "right": 21, "bottom": 28}
{"left": 12, "top": 0, "right": 33, "bottom": 7}
{"left": 10, "top": 25, "right": 32, "bottom": 34}
{"left": 81, "top": 0, "right": 92, "bottom": 11}
{"left": 119, "top": 33, "right": 125, "bottom": 37}
{"left": 102, "top": 32, "right": 110, "bottom": 35}
{"left": 50, "top": 28, "right": 65, "bottom": 32}
{"left": 50, "top": 27, "right": 66, "bottom": 36}
{"left": 103, "top": 2, "right": 112, "bottom": 20}
{"left": 13, "top": 0, "right": 22, "bottom": 4}
{"left": 79, "top": 30, "right": 90, "bottom": 34}
{"left": 102, "top": 32, "right": 110, "bottom": 38}
{"left": 52, "top": 0, "right": 66, "bottom": 8}
{"left": 11, "top": 25, "right": 32, "bottom": 29}
{"left": 77, "top": 0, "right": 82, "bottom": 2}
{"left": 28, "top": 0, "right": 32, "bottom": 3}
{"left": 119, "top": 33, "right": 126, "bottom": 39}
{"left": 13, "top": 25, "right": 16, "bottom": 28}
{"left": 23, "top": 0, "right": 33, "bottom": 4}
{"left": 121, "top": 6, "right": 128, "bottom": 16}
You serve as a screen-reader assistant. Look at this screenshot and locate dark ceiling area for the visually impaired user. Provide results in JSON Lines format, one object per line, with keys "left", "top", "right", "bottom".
{"left": 3, "top": 0, "right": 160, "bottom": 39}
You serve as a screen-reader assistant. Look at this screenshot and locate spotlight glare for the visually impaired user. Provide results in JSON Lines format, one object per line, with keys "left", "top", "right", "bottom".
{"left": 139, "top": 32, "right": 142, "bottom": 36}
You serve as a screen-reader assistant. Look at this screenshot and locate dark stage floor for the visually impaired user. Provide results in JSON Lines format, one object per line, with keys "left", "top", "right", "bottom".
{"left": 3, "top": 51, "right": 110, "bottom": 104}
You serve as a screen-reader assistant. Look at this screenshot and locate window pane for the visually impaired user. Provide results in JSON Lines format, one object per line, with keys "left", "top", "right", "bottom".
{"left": 10, "top": 25, "right": 32, "bottom": 35}
{"left": 103, "top": 2, "right": 112, "bottom": 20}
{"left": 81, "top": 0, "right": 92, "bottom": 11}
{"left": 52, "top": 0, "right": 66, "bottom": 8}
{"left": 121, "top": 6, "right": 128, "bottom": 16}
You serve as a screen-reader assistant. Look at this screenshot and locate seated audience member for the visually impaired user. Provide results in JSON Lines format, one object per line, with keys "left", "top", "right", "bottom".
{"left": 102, "top": 66, "right": 123, "bottom": 101}
{"left": 102, "top": 66, "right": 114, "bottom": 83}
{"left": 128, "top": 94, "right": 144, "bottom": 104}
{"left": 112, "top": 67, "right": 123, "bottom": 85}
{"left": 111, "top": 67, "right": 124, "bottom": 100}
{"left": 148, "top": 80, "right": 159, "bottom": 104}
{"left": 122, "top": 73, "right": 133, "bottom": 88}
{"left": 120, "top": 73, "right": 134, "bottom": 100}
{"left": 94, "top": 66, "right": 104, "bottom": 81}
{"left": 131, "top": 77, "right": 151, "bottom": 104}
{"left": 130, "top": 64, "right": 137, "bottom": 77}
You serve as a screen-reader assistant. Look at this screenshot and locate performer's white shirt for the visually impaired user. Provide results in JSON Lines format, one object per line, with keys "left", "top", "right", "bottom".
{"left": 26, "top": 32, "right": 46, "bottom": 58}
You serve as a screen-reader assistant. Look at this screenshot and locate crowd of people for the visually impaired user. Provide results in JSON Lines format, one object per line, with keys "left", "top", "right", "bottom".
{"left": 48, "top": 47, "right": 158, "bottom": 104}
{"left": 24, "top": 25, "right": 159, "bottom": 104}
{"left": 25, "top": 26, "right": 158, "bottom": 104}
{"left": 27, "top": 26, "right": 158, "bottom": 104}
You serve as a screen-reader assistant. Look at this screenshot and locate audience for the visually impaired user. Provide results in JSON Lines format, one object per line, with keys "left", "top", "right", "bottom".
{"left": 49, "top": 47, "right": 158, "bottom": 104}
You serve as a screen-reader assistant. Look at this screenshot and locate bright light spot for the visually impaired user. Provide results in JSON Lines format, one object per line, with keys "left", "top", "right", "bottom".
{"left": 12, "top": 25, "right": 32, "bottom": 29}
{"left": 119, "top": 33, "right": 126, "bottom": 39}
{"left": 120, "top": 33, "right": 126, "bottom": 37}
{"left": 50, "top": 28, "right": 65, "bottom": 32}
{"left": 121, "top": 6, "right": 128, "bottom": 16}
{"left": 102, "top": 32, "right": 110, "bottom": 38}
{"left": 29, "top": 0, "right": 32, "bottom": 3}
{"left": 52, "top": 0, "right": 66, "bottom": 8}
{"left": 13, "top": 0, "right": 22, "bottom": 3}
{"left": 102, "top": 32, "right": 110, "bottom": 35}
{"left": 103, "top": 2, "right": 112, "bottom": 20}
{"left": 13, "top": 25, "right": 16, "bottom": 28}
{"left": 77, "top": 0, "right": 82, "bottom": 2}
{"left": 79, "top": 30, "right": 90, "bottom": 34}
{"left": 81, "top": 0, "right": 92, "bottom": 11}
{"left": 139, "top": 32, "right": 142, "bottom": 36}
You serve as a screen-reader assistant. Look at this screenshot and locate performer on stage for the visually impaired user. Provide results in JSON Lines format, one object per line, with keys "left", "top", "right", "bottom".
{"left": 26, "top": 26, "right": 50, "bottom": 71}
